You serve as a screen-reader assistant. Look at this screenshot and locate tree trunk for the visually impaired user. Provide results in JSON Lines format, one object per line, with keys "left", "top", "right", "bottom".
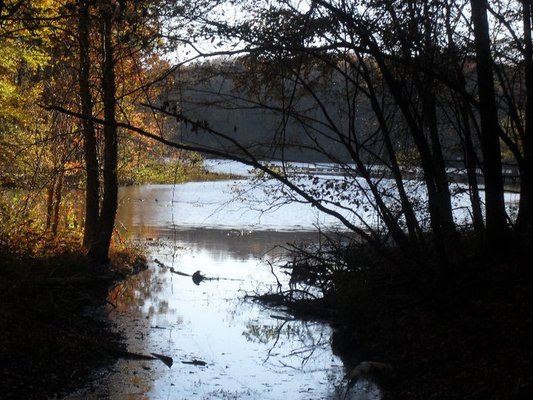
{"left": 419, "top": 74, "right": 463, "bottom": 265}
{"left": 51, "top": 170, "right": 64, "bottom": 236}
{"left": 78, "top": 0, "right": 100, "bottom": 250}
{"left": 470, "top": 0, "right": 509, "bottom": 247}
{"left": 517, "top": 0, "right": 533, "bottom": 235}
{"left": 45, "top": 184, "right": 54, "bottom": 231}
{"left": 359, "top": 58, "right": 424, "bottom": 257}
{"left": 458, "top": 97, "right": 485, "bottom": 240}
{"left": 87, "top": 2, "right": 118, "bottom": 264}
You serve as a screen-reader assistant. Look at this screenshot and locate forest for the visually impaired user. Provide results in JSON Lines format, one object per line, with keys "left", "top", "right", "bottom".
{"left": 1, "top": 0, "right": 533, "bottom": 399}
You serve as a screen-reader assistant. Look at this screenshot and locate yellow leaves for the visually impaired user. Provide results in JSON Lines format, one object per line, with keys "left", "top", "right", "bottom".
{"left": 64, "top": 161, "right": 84, "bottom": 176}
{"left": 0, "top": 79, "right": 18, "bottom": 103}
{"left": 0, "top": 56, "right": 46, "bottom": 130}
{"left": 0, "top": 81, "right": 20, "bottom": 116}
{"left": 24, "top": 46, "right": 51, "bottom": 71}
{"left": 0, "top": 45, "right": 18, "bottom": 72}
{"left": 33, "top": 0, "right": 60, "bottom": 10}
{"left": 0, "top": 41, "right": 50, "bottom": 76}
{"left": 0, "top": 0, "right": 65, "bottom": 132}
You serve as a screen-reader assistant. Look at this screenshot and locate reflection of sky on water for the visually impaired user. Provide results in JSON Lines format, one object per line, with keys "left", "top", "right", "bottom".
{"left": 67, "top": 179, "right": 382, "bottom": 400}
{"left": 115, "top": 181, "right": 349, "bottom": 232}
{"left": 69, "top": 230, "right": 358, "bottom": 399}
{"left": 115, "top": 175, "right": 521, "bottom": 238}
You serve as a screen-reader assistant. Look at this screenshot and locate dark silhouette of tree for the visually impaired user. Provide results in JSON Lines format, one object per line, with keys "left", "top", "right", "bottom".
{"left": 70, "top": 0, "right": 172, "bottom": 263}
{"left": 48, "top": 0, "right": 533, "bottom": 269}
{"left": 78, "top": 0, "right": 100, "bottom": 251}
{"left": 470, "top": 0, "right": 509, "bottom": 247}
{"left": 85, "top": 0, "right": 119, "bottom": 264}
{"left": 516, "top": 0, "right": 533, "bottom": 234}
{"left": 134, "top": 0, "right": 530, "bottom": 268}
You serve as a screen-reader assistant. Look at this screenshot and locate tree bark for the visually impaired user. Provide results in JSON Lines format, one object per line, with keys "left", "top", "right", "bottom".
{"left": 418, "top": 73, "right": 463, "bottom": 265}
{"left": 45, "top": 184, "right": 54, "bottom": 231}
{"left": 51, "top": 170, "right": 64, "bottom": 236}
{"left": 78, "top": 0, "right": 100, "bottom": 250}
{"left": 87, "top": 1, "right": 118, "bottom": 264}
{"left": 458, "top": 96, "right": 485, "bottom": 240}
{"left": 517, "top": 0, "right": 533, "bottom": 235}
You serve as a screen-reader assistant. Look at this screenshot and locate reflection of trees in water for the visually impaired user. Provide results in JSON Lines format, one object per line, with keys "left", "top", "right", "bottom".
{"left": 242, "top": 323, "right": 280, "bottom": 344}
{"left": 119, "top": 227, "right": 321, "bottom": 261}
{"left": 103, "top": 267, "right": 174, "bottom": 399}
{"left": 243, "top": 319, "right": 331, "bottom": 369}
{"left": 243, "top": 319, "right": 349, "bottom": 398}
{"left": 107, "top": 266, "right": 168, "bottom": 315}
{"left": 147, "top": 300, "right": 169, "bottom": 317}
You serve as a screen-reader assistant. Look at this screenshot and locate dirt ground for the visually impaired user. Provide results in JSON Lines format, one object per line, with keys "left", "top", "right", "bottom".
{"left": 0, "top": 251, "right": 141, "bottom": 400}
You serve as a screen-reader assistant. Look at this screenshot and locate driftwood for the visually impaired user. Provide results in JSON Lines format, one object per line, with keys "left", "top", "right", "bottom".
{"left": 182, "top": 359, "right": 207, "bottom": 366}
{"left": 154, "top": 259, "right": 192, "bottom": 278}
{"left": 270, "top": 314, "right": 295, "bottom": 321}
{"left": 154, "top": 258, "right": 243, "bottom": 285}
{"left": 102, "top": 348, "right": 173, "bottom": 368}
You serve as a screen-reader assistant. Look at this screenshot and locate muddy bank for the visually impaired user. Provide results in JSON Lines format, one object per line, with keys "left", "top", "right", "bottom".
{"left": 0, "top": 251, "right": 145, "bottom": 399}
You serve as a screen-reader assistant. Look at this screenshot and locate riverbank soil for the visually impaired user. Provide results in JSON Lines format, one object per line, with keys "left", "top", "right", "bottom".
{"left": 0, "top": 250, "right": 142, "bottom": 399}
{"left": 326, "top": 251, "right": 533, "bottom": 400}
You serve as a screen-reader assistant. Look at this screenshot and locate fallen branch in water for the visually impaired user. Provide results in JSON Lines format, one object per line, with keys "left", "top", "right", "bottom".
{"left": 154, "top": 258, "right": 245, "bottom": 285}
{"left": 150, "top": 353, "right": 174, "bottom": 368}
{"left": 182, "top": 359, "right": 207, "bottom": 366}
{"left": 154, "top": 259, "right": 191, "bottom": 277}
{"left": 270, "top": 314, "right": 295, "bottom": 321}
{"left": 246, "top": 291, "right": 332, "bottom": 320}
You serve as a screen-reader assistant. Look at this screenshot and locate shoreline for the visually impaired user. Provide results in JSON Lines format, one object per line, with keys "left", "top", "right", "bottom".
{"left": 0, "top": 249, "right": 147, "bottom": 399}
{"left": 257, "top": 246, "right": 533, "bottom": 399}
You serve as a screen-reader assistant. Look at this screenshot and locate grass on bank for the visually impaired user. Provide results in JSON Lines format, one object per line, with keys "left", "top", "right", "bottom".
{"left": 119, "top": 158, "right": 240, "bottom": 185}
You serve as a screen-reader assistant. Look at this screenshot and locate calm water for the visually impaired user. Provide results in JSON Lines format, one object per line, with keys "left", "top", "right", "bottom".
{"left": 66, "top": 168, "right": 381, "bottom": 399}
{"left": 65, "top": 160, "right": 521, "bottom": 399}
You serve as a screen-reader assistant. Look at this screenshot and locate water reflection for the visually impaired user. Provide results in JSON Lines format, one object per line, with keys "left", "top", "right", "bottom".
{"left": 109, "top": 269, "right": 173, "bottom": 320}
{"left": 243, "top": 318, "right": 332, "bottom": 369}
{"left": 115, "top": 182, "right": 348, "bottom": 232}
{"left": 67, "top": 181, "right": 382, "bottom": 400}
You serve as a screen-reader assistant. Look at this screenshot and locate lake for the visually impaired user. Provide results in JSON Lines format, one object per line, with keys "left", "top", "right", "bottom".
{"left": 66, "top": 160, "right": 382, "bottom": 399}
